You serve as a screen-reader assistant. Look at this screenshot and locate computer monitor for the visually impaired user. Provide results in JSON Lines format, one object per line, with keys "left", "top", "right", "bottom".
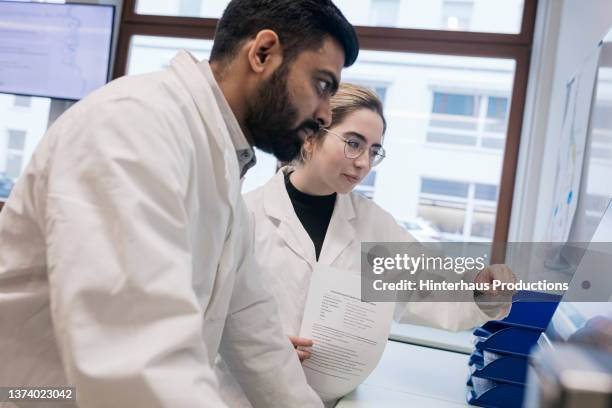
{"left": 0, "top": 1, "right": 115, "bottom": 100}
{"left": 538, "top": 199, "right": 612, "bottom": 352}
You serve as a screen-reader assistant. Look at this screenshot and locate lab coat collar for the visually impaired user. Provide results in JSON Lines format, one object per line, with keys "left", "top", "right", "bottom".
{"left": 196, "top": 58, "right": 246, "bottom": 150}
{"left": 319, "top": 188, "right": 356, "bottom": 266}
{"left": 263, "top": 167, "right": 357, "bottom": 267}
{"left": 197, "top": 58, "right": 256, "bottom": 177}
{"left": 170, "top": 50, "right": 239, "bottom": 317}
{"left": 171, "top": 51, "right": 227, "bottom": 153}
{"left": 170, "top": 50, "right": 255, "bottom": 179}
{"left": 264, "top": 168, "right": 317, "bottom": 266}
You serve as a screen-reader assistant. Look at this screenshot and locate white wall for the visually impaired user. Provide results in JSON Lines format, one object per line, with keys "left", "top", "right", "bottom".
{"left": 534, "top": 0, "right": 612, "bottom": 241}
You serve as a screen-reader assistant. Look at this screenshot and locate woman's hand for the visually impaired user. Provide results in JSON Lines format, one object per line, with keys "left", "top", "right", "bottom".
{"left": 288, "top": 336, "right": 313, "bottom": 362}
{"left": 474, "top": 264, "right": 517, "bottom": 296}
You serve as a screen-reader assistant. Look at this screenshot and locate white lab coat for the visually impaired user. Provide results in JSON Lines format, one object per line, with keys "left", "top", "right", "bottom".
{"left": 0, "top": 52, "right": 321, "bottom": 408}
{"left": 216, "top": 168, "right": 507, "bottom": 406}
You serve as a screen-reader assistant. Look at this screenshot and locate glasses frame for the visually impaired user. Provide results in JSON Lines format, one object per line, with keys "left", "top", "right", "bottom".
{"left": 322, "top": 128, "right": 386, "bottom": 167}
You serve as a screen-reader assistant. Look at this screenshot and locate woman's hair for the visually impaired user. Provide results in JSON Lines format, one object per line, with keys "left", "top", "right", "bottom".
{"left": 296, "top": 83, "right": 386, "bottom": 164}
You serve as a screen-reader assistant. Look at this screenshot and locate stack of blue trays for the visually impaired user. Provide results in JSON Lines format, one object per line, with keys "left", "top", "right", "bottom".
{"left": 466, "top": 291, "right": 561, "bottom": 408}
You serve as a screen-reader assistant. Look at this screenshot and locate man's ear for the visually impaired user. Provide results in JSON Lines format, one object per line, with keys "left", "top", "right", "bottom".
{"left": 246, "top": 30, "right": 283, "bottom": 74}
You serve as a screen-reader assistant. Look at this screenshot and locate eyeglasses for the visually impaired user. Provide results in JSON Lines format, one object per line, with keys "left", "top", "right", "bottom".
{"left": 322, "top": 128, "right": 386, "bottom": 167}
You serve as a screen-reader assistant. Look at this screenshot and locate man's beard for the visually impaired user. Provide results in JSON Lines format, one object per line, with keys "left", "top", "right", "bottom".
{"left": 244, "top": 63, "right": 320, "bottom": 162}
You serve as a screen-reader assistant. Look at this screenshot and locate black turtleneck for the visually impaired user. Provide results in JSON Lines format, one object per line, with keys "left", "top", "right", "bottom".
{"left": 284, "top": 171, "right": 337, "bottom": 261}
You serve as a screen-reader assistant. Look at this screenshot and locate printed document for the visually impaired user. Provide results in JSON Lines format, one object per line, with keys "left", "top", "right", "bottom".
{"left": 299, "top": 265, "right": 394, "bottom": 401}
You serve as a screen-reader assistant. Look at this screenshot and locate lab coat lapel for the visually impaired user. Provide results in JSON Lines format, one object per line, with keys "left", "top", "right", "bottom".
{"left": 170, "top": 51, "right": 240, "bottom": 317}
{"left": 263, "top": 170, "right": 317, "bottom": 267}
{"left": 319, "top": 193, "right": 356, "bottom": 266}
{"left": 170, "top": 51, "right": 240, "bottom": 202}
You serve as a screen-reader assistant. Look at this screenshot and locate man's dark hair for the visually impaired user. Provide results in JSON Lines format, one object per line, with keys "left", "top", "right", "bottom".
{"left": 210, "top": 0, "right": 359, "bottom": 68}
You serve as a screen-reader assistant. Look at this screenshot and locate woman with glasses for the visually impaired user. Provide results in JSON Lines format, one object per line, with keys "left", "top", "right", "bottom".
{"left": 216, "top": 83, "right": 512, "bottom": 406}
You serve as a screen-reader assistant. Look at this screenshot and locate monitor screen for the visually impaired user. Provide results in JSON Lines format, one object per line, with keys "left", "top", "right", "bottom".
{"left": 0, "top": 1, "right": 115, "bottom": 100}
{"left": 539, "top": 199, "right": 612, "bottom": 352}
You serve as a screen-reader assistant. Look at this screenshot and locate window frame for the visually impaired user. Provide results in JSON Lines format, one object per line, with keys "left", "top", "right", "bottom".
{"left": 106, "top": 0, "right": 538, "bottom": 246}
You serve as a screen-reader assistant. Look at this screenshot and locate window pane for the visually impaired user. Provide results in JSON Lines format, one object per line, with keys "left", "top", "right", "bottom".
{"left": 360, "top": 171, "right": 377, "bottom": 187}
{"left": 591, "top": 146, "right": 612, "bottom": 160}
{"left": 433, "top": 93, "right": 477, "bottom": 116}
{"left": 471, "top": 205, "right": 496, "bottom": 238}
{"left": 354, "top": 164, "right": 376, "bottom": 198}
{"left": 136, "top": 0, "right": 230, "bottom": 18}
{"left": 374, "top": 87, "right": 388, "bottom": 106}
{"left": 126, "top": 35, "right": 278, "bottom": 193}
{"left": 485, "top": 96, "right": 509, "bottom": 133}
{"left": 348, "top": 81, "right": 388, "bottom": 106}
{"left": 341, "top": 50, "right": 515, "bottom": 243}
{"left": 421, "top": 177, "right": 469, "bottom": 198}
{"left": 127, "top": 36, "right": 213, "bottom": 75}
{"left": 426, "top": 132, "right": 477, "bottom": 146}
{"left": 338, "top": 0, "right": 524, "bottom": 33}
{"left": 474, "top": 183, "right": 498, "bottom": 201}
{"left": 0, "top": 93, "right": 51, "bottom": 198}
{"left": 370, "top": 0, "right": 401, "bottom": 27}
{"left": 5, "top": 153, "right": 23, "bottom": 179}
{"left": 418, "top": 199, "right": 466, "bottom": 238}
{"left": 429, "top": 93, "right": 510, "bottom": 144}
{"left": 430, "top": 93, "right": 479, "bottom": 131}
{"left": 13, "top": 96, "right": 31, "bottom": 108}
{"left": 430, "top": 116, "right": 480, "bottom": 130}
{"left": 241, "top": 148, "right": 279, "bottom": 194}
{"left": 126, "top": 41, "right": 515, "bottom": 243}
{"left": 481, "top": 136, "right": 505, "bottom": 149}
{"left": 7, "top": 130, "right": 26, "bottom": 150}
{"left": 442, "top": 0, "right": 473, "bottom": 31}
{"left": 135, "top": 0, "right": 524, "bottom": 34}
{"left": 486, "top": 96, "right": 509, "bottom": 118}
{"left": 593, "top": 103, "right": 612, "bottom": 131}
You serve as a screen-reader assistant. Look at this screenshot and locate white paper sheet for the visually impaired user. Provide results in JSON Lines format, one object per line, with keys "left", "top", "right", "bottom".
{"left": 298, "top": 265, "right": 395, "bottom": 402}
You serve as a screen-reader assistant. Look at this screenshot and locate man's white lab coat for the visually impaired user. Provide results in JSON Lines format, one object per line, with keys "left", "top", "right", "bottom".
{"left": 0, "top": 52, "right": 322, "bottom": 408}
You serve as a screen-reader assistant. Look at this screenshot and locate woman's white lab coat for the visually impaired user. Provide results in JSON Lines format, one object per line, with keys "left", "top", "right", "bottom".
{"left": 0, "top": 52, "right": 321, "bottom": 408}
{"left": 217, "top": 168, "right": 506, "bottom": 406}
